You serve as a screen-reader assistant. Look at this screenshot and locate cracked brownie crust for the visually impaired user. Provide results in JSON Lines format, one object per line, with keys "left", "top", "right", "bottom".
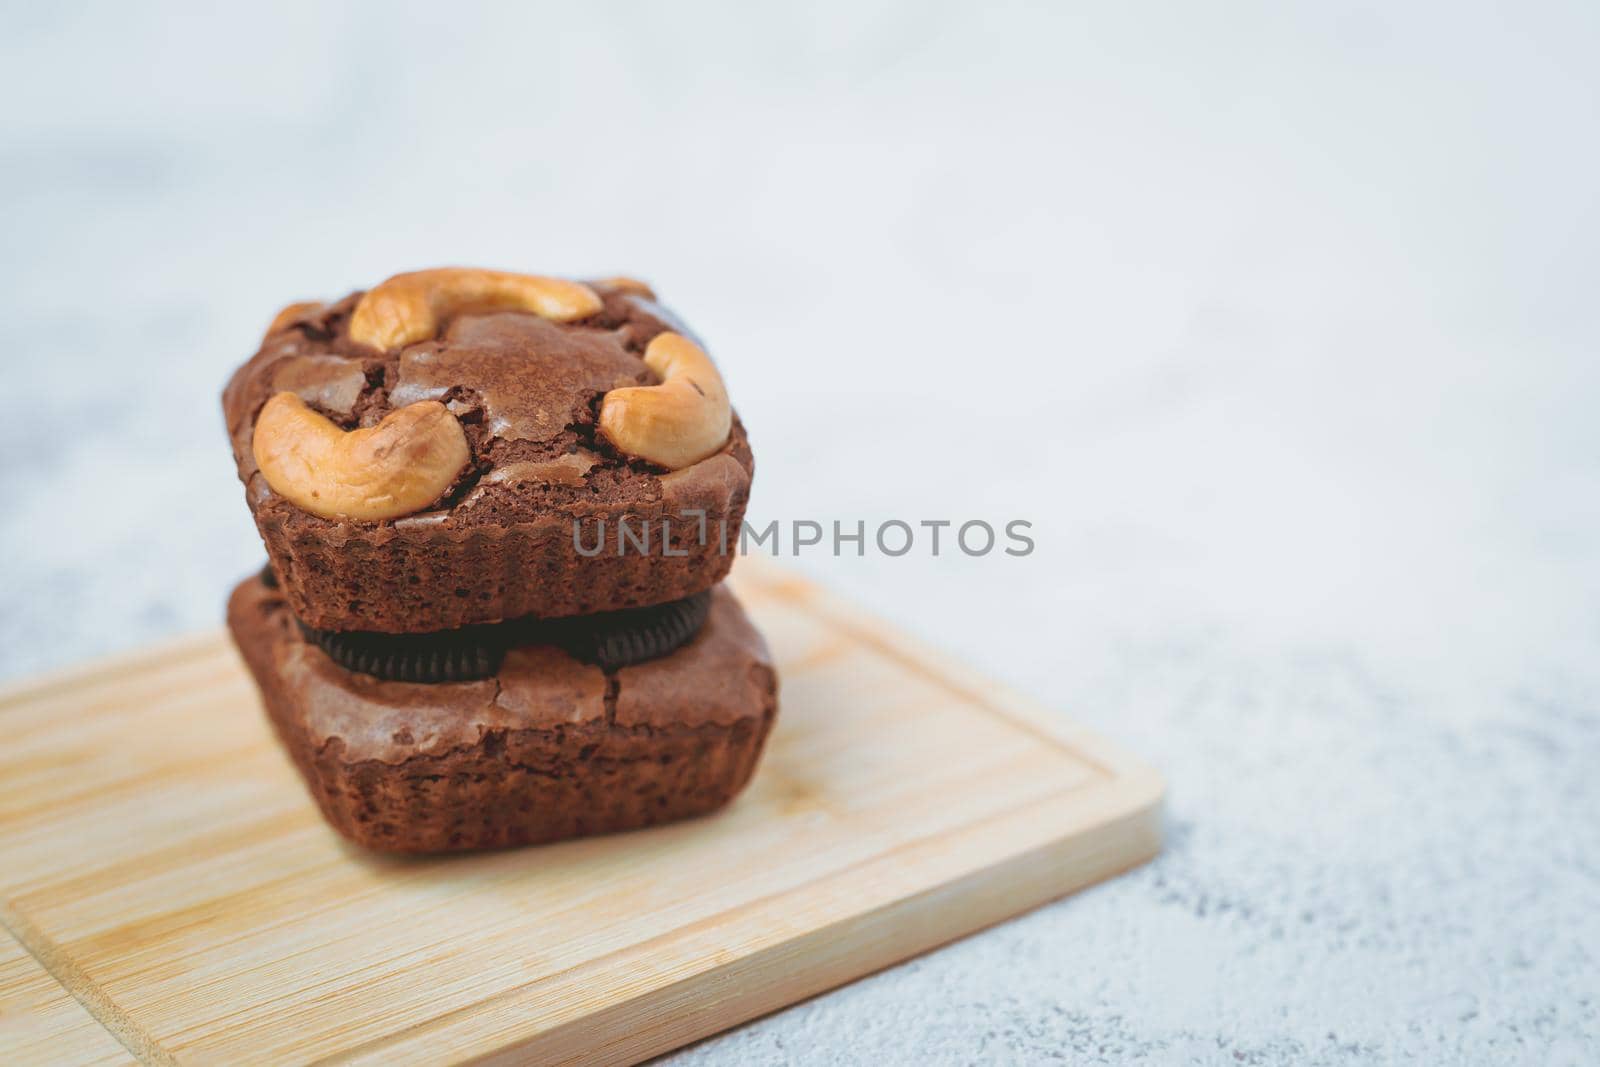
{"left": 222, "top": 281, "right": 753, "bottom": 633}
{"left": 227, "top": 573, "right": 778, "bottom": 853}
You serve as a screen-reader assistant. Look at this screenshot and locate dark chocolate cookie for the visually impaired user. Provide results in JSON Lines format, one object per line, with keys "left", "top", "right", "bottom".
{"left": 555, "top": 591, "right": 713, "bottom": 671}
{"left": 299, "top": 625, "right": 504, "bottom": 683}
{"left": 294, "top": 586, "right": 714, "bottom": 683}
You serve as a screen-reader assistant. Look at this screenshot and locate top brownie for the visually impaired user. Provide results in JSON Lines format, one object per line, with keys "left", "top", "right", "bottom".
{"left": 222, "top": 269, "right": 753, "bottom": 634}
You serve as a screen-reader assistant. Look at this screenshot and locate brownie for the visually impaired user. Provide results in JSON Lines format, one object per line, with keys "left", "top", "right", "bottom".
{"left": 227, "top": 573, "right": 778, "bottom": 853}
{"left": 222, "top": 277, "right": 753, "bottom": 633}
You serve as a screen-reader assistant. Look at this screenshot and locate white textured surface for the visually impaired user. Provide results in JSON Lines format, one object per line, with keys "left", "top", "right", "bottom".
{"left": 3, "top": 3, "right": 1598, "bottom": 1063}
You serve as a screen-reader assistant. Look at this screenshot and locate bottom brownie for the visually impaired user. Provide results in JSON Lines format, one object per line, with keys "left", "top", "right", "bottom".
{"left": 227, "top": 574, "right": 778, "bottom": 853}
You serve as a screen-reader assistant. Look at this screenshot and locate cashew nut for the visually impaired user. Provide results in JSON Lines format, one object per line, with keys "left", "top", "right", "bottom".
{"left": 598, "top": 332, "right": 731, "bottom": 469}
{"left": 594, "top": 275, "right": 656, "bottom": 299}
{"left": 348, "top": 268, "right": 602, "bottom": 350}
{"left": 251, "top": 392, "right": 470, "bottom": 521}
{"left": 265, "top": 301, "right": 324, "bottom": 339}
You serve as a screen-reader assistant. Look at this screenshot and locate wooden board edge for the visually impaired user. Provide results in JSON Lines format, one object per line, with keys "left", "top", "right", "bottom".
{"left": 482, "top": 773, "right": 1164, "bottom": 1066}
{"left": 0, "top": 905, "right": 172, "bottom": 1067}
{"left": 0, "top": 923, "right": 135, "bottom": 1067}
{"left": 328, "top": 768, "right": 1164, "bottom": 1066}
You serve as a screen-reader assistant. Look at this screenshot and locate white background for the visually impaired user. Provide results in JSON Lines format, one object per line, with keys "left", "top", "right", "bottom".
{"left": 3, "top": 2, "right": 1597, "bottom": 1062}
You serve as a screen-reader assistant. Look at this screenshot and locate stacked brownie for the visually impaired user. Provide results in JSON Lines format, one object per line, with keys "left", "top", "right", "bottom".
{"left": 222, "top": 269, "right": 777, "bottom": 852}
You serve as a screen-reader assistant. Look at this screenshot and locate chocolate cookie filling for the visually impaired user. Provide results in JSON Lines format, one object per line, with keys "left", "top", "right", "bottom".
{"left": 549, "top": 590, "right": 713, "bottom": 672}
{"left": 298, "top": 624, "right": 505, "bottom": 683}
{"left": 293, "top": 582, "right": 715, "bottom": 683}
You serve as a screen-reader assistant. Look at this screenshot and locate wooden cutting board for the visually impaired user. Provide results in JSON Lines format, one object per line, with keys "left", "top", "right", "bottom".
{"left": 0, "top": 559, "right": 1162, "bottom": 1066}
